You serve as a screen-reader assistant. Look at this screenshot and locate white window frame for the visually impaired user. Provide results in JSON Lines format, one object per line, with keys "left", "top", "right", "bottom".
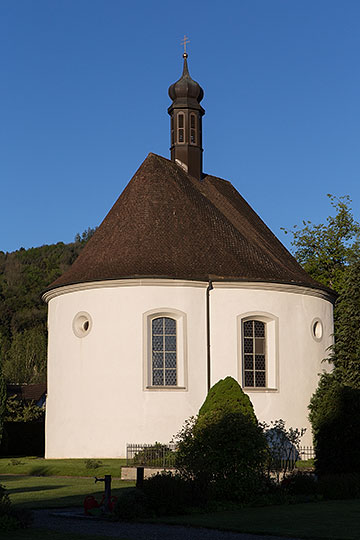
{"left": 143, "top": 308, "right": 188, "bottom": 391}
{"left": 238, "top": 312, "right": 279, "bottom": 391}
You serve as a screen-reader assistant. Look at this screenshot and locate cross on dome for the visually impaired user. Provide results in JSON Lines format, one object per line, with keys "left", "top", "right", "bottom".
{"left": 181, "top": 35, "right": 190, "bottom": 56}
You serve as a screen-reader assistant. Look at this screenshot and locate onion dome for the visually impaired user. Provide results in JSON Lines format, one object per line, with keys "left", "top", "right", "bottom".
{"left": 168, "top": 53, "right": 204, "bottom": 110}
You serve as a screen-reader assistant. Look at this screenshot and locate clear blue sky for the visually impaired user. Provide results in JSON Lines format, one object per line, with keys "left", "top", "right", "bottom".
{"left": 1, "top": 0, "right": 359, "bottom": 253}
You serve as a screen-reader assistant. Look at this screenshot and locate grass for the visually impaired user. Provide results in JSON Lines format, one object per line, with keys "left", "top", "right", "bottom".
{"left": 2, "top": 529, "right": 130, "bottom": 540}
{"left": 1, "top": 475, "right": 134, "bottom": 509}
{"left": 157, "top": 499, "right": 360, "bottom": 539}
{"left": 2, "top": 475, "right": 360, "bottom": 539}
{"left": 296, "top": 458, "right": 315, "bottom": 469}
{"left": 0, "top": 456, "right": 126, "bottom": 477}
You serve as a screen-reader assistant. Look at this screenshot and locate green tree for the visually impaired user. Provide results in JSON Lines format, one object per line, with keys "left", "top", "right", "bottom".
{"left": 0, "top": 236, "right": 88, "bottom": 384}
{"left": 174, "top": 411, "right": 267, "bottom": 501}
{"left": 4, "top": 395, "right": 44, "bottom": 423}
{"left": 330, "top": 260, "right": 360, "bottom": 386}
{"left": 2, "top": 326, "right": 47, "bottom": 384}
{"left": 287, "top": 195, "right": 360, "bottom": 473}
{"left": 309, "top": 374, "right": 360, "bottom": 474}
{"left": 282, "top": 194, "right": 360, "bottom": 292}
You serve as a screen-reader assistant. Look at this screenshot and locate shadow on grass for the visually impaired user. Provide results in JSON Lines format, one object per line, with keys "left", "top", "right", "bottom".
{"left": 28, "top": 466, "right": 53, "bottom": 476}
{"left": 8, "top": 484, "right": 64, "bottom": 494}
{"left": 2, "top": 475, "right": 135, "bottom": 510}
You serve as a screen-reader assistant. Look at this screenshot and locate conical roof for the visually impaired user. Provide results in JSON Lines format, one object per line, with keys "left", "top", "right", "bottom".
{"left": 47, "top": 153, "right": 333, "bottom": 296}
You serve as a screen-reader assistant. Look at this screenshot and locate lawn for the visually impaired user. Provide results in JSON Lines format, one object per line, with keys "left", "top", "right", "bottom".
{"left": 158, "top": 499, "right": 360, "bottom": 540}
{"left": 4, "top": 474, "right": 360, "bottom": 539}
{"left": 0, "top": 456, "right": 126, "bottom": 477}
{"left": 1, "top": 475, "right": 134, "bottom": 509}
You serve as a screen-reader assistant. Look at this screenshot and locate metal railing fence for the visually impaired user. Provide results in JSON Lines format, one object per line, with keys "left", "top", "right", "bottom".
{"left": 126, "top": 443, "right": 177, "bottom": 468}
{"left": 126, "top": 443, "right": 314, "bottom": 469}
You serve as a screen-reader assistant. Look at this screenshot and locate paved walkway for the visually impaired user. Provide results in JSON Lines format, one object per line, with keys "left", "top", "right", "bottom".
{"left": 33, "top": 508, "right": 300, "bottom": 540}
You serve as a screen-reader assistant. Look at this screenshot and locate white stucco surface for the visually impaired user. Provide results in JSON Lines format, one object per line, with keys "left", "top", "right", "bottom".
{"left": 45, "top": 280, "right": 333, "bottom": 457}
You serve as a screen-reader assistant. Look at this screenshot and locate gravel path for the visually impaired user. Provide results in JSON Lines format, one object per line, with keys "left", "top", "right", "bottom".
{"left": 33, "top": 508, "right": 300, "bottom": 540}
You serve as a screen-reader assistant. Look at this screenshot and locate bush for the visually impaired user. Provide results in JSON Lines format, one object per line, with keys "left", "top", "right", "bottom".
{"left": 0, "top": 484, "right": 11, "bottom": 516}
{"left": 263, "top": 419, "right": 306, "bottom": 481}
{"left": 309, "top": 374, "right": 360, "bottom": 475}
{"left": 174, "top": 410, "right": 267, "bottom": 502}
{"left": 0, "top": 484, "right": 32, "bottom": 530}
{"left": 281, "top": 472, "right": 318, "bottom": 495}
{"left": 142, "top": 472, "right": 199, "bottom": 515}
{"left": 199, "top": 376, "right": 256, "bottom": 422}
{"left": 318, "top": 473, "right": 360, "bottom": 500}
{"left": 113, "top": 488, "right": 149, "bottom": 520}
{"left": 84, "top": 459, "right": 102, "bottom": 470}
{"left": 0, "top": 514, "right": 19, "bottom": 532}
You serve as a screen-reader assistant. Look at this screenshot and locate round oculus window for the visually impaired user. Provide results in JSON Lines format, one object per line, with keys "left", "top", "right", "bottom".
{"left": 73, "top": 312, "right": 92, "bottom": 338}
{"left": 311, "top": 319, "right": 323, "bottom": 341}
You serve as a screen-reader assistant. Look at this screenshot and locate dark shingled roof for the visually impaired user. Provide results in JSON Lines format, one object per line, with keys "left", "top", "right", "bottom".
{"left": 7, "top": 383, "right": 47, "bottom": 402}
{"left": 47, "top": 153, "right": 332, "bottom": 295}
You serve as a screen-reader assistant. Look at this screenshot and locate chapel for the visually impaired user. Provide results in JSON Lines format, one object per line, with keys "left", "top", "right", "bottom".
{"left": 43, "top": 52, "right": 334, "bottom": 458}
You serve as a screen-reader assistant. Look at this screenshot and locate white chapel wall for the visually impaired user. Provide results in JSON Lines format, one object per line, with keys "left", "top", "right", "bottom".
{"left": 210, "top": 284, "right": 334, "bottom": 446}
{"left": 45, "top": 281, "right": 208, "bottom": 458}
{"left": 46, "top": 280, "right": 333, "bottom": 457}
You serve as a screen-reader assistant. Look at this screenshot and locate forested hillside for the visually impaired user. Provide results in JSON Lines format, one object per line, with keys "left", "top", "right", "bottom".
{"left": 0, "top": 230, "right": 94, "bottom": 384}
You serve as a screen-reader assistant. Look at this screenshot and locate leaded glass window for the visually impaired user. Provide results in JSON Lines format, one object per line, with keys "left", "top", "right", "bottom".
{"left": 243, "top": 320, "right": 266, "bottom": 388}
{"left": 190, "top": 113, "right": 196, "bottom": 144}
{"left": 152, "top": 317, "right": 177, "bottom": 386}
{"left": 178, "top": 112, "right": 185, "bottom": 143}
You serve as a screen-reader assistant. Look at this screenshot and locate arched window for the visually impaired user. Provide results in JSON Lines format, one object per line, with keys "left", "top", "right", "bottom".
{"left": 190, "top": 113, "right": 197, "bottom": 145}
{"left": 177, "top": 112, "right": 185, "bottom": 143}
{"left": 151, "top": 317, "right": 177, "bottom": 386}
{"left": 243, "top": 320, "right": 266, "bottom": 387}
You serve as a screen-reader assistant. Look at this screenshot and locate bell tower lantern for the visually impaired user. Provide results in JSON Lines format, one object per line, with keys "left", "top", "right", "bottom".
{"left": 168, "top": 52, "right": 205, "bottom": 180}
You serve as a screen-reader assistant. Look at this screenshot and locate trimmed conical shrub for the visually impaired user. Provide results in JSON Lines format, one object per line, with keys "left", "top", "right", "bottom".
{"left": 199, "top": 376, "right": 256, "bottom": 423}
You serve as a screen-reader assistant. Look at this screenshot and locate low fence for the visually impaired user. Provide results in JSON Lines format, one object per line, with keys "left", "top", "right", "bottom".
{"left": 126, "top": 443, "right": 314, "bottom": 469}
{"left": 298, "top": 446, "right": 315, "bottom": 461}
{"left": 276, "top": 445, "right": 315, "bottom": 471}
{"left": 126, "top": 443, "right": 177, "bottom": 468}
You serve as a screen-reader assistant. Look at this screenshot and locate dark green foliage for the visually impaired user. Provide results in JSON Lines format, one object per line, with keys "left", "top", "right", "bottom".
{"left": 175, "top": 380, "right": 267, "bottom": 501}
{"left": 330, "top": 260, "right": 360, "bottom": 386}
{"left": 0, "top": 368, "right": 6, "bottom": 446}
{"left": 317, "top": 473, "right": 360, "bottom": 500}
{"left": 74, "top": 227, "right": 97, "bottom": 245}
{"left": 281, "top": 472, "right": 318, "bottom": 496}
{"left": 0, "top": 421, "right": 45, "bottom": 456}
{"left": 0, "top": 234, "right": 90, "bottom": 384}
{"left": 0, "top": 483, "right": 32, "bottom": 530}
{"left": 84, "top": 459, "right": 102, "bottom": 470}
{"left": 309, "top": 375, "right": 360, "bottom": 475}
{"left": 113, "top": 488, "right": 149, "bottom": 520}
{"left": 142, "top": 472, "right": 199, "bottom": 515}
{"left": 199, "top": 376, "right": 256, "bottom": 423}
{"left": 286, "top": 195, "right": 360, "bottom": 476}
{"left": 175, "top": 410, "right": 267, "bottom": 502}
{"left": 2, "top": 326, "right": 47, "bottom": 384}
{"left": 4, "top": 395, "right": 44, "bottom": 422}
{"left": 0, "top": 484, "right": 11, "bottom": 515}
